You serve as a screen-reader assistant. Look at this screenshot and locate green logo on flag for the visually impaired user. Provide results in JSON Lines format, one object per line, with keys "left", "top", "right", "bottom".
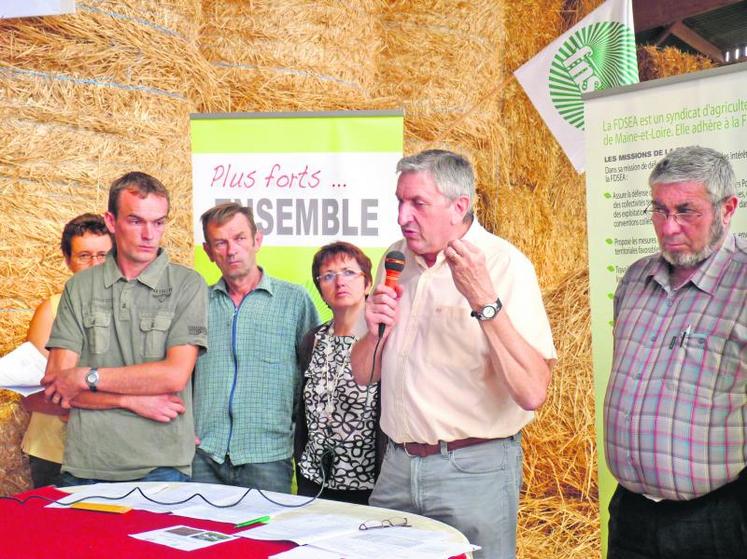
{"left": 549, "top": 22, "right": 637, "bottom": 130}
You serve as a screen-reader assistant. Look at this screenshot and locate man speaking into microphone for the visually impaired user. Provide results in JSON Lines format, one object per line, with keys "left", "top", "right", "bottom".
{"left": 351, "top": 149, "right": 556, "bottom": 559}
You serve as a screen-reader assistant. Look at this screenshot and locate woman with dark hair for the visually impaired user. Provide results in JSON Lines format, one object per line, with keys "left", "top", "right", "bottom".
{"left": 294, "top": 241, "right": 383, "bottom": 504}
{"left": 22, "top": 213, "right": 112, "bottom": 487}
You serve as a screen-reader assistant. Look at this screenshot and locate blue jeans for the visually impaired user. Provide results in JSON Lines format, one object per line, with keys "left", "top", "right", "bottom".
{"left": 191, "top": 448, "right": 292, "bottom": 493}
{"left": 59, "top": 467, "right": 190, "bottom": 487}
{"left": 370, "top": 435, "right": 522, "bottom": 559}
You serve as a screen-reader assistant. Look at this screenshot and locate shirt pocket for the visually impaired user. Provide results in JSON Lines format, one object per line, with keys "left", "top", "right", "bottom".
{"left": 676, "top": 333, "right": 734, "bottom": 396}
{"left": 425, "top": 306, "right": 483, "bottom": 372}
{"left": 140, "top": 311, "right": 174, "bottom": 359}
{"left": 83, "top": 310, "right": 111, "bottom": 354}
{"left": 261, "top": 327, "right": 295, "bottom": 365}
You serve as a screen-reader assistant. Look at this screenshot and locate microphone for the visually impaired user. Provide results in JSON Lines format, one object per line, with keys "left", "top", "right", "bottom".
{"left": 378, "top": 250, "right": 406, "bottom": 337}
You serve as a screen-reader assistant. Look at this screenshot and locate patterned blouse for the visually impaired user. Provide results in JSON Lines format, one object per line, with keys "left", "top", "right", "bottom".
{"left": 298, "top": 321, "right": 379, "bottom": 490}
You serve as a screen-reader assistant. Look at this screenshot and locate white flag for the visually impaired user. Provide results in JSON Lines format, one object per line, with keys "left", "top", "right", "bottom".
{"left": 514, "top": 0, "right": 638, "bottom": 172}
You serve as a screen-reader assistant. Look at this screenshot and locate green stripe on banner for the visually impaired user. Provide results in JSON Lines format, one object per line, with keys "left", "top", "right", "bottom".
{"left": 195, "top": 245, "right": 388, "bottom": 322}
{"left": 191, "top": 115, "right": 404, "bottom": 153}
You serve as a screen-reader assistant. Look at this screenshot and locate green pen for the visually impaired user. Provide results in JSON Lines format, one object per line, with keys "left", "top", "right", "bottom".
{"left": 235, "top": 515, "right": 271, "bottom": 528}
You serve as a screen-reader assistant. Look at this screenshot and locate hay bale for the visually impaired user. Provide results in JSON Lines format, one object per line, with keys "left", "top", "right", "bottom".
{"left": 637, "top": 45, "right": 714, "bottom": 82}
{"left": 525, "top": 268, "right": 595, "bottom": 501}
{"left": 484, "top": 0, "right": 594, "bottom": 290}
{"left": 0, "top": 3, "right": 212, "bottom": 357}
{"left": 518, "top": 495, "right": 600, "bottom": 559}
{"left": 0, "top": 0, "right": 214, "bottom": 103}
{"left": 199, "top": 0, "right": 386, "bottom": 113}
{"left": 0, "top": 390, "right": 32, "bottom": 496}
{"left": 0, "top": 71, "right": 195, "bottom": 354}
{"left": 497, "top": 0, "right": 571, "bottom": 194}
{"left": 520, "top": 267, "right": 599, "bottom": 557}
{"left": 375, "top": 0, "right": 505, "bottom": 222}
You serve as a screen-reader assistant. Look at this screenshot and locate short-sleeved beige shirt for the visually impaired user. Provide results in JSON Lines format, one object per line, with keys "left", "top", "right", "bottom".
{"left": 378, "top": 220, "right": 556, "bottom": 444}
{"left": 48, "top": 249, "right": 208, "bottom": 481}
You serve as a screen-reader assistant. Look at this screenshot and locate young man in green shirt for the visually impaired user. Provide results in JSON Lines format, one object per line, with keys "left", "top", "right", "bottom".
{"left": 42, "top": 172, "right": 208, "bottom": 484}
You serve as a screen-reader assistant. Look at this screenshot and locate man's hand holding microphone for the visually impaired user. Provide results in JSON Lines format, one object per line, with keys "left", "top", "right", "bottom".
{"left": 352, "top": 251, "right": 406, "bottom": 385}
{"left": 366, "top": 251, "right": 406, "bottom": 340}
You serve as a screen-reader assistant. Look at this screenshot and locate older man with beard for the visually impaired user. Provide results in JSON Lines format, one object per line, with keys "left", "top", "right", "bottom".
{"left": 604, "top": 146, "right": 746, "bottom": 559}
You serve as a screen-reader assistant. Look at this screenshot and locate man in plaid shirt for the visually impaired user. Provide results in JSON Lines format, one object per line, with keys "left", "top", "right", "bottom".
{"left": 604, "top": 146, "right": 745, "bottom": 559}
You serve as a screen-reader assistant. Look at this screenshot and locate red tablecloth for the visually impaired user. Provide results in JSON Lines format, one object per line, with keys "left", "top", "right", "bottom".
{"left": 0, "top": 486, "right": 294, "bottom": 559}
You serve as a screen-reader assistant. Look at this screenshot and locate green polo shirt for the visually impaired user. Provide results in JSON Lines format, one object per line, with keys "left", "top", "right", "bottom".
{"left": 193, "top": 272, "right": 320, "bottom": 464}
{"left": 48, "top": 249, "right": 208, "bottom": 481}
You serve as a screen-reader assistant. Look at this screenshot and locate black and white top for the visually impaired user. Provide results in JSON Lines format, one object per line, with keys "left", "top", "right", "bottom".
{"left": 297, "top": 321, "right": 379, "bottom": 490}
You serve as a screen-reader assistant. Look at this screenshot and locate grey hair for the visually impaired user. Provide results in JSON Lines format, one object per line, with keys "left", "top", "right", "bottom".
{"left": 397, "top": 149, "right": 475, "bottom": 217}
{"left": 649, "top": 146, "right": 736, "bottom": 205}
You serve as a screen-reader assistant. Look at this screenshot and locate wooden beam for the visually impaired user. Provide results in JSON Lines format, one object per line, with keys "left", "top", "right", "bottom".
{"left": 633, "top": 0, "right": 741, "bottom": 33}
{"left": 654, "top": 23, "right": 675, "bottom": 46}
{"left": 669, "top": 20, "right": 726, "bottom": 63}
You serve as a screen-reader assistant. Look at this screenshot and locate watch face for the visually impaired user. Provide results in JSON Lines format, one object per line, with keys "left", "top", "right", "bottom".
{"left": 86, "top": 370, "right": 98, "bottom": 385}
{"left": 481, "top": 305, "right": 497, "bottom": 319}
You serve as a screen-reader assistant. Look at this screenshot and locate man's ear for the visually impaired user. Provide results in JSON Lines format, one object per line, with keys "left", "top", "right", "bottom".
{"left": 104, "top": 211, "right": 116, "bottom": 235}
{"left": 450, "top": 195, "right": 471, "bottom": 225}
{"left": 203, "top": 241, "right": 215, "bottom": 263}
{"left": 254, "top": 229, "right": 264, "bottom": 249}
{"left": 721, "top": 195, "right": 739, "bottom": 227}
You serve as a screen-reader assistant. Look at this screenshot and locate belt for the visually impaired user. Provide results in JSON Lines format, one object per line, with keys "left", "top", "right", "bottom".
{"left": 395, "top": 436, "right": 500, "bottom": 458}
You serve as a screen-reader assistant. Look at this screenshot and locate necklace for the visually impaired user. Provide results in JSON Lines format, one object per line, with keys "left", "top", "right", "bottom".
{"left": 317, "top": 322, "right": 354, "bottom": 419}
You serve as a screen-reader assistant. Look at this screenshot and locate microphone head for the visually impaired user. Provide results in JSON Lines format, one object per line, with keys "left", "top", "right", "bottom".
{"left": 384, "top": 250, "right": 406, "bottom": 273}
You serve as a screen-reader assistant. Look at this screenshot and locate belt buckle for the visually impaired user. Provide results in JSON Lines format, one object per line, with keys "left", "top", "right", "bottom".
{"left": 402, "top": 442, "right": 416, "bottom": 458}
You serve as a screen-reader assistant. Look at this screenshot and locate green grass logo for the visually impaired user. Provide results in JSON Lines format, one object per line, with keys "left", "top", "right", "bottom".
{"left": 549, "top": 22, "right": 637, "bottom": 130}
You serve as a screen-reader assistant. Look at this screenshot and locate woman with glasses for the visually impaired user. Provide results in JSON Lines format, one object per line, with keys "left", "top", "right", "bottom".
{"left": 294, "top": 241, "right": 384, "bottom": 504}
{"left": 21, "top": 213, "right": 112, "bottom": 487}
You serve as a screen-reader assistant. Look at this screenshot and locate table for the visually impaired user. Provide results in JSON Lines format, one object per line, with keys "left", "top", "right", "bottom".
{"left": 0, "top": 484, "right": 470, "bottom": 558}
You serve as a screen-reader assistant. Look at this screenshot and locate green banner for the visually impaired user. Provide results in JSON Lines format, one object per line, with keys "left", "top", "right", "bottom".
{"left": 191, "top": 110, "right": 404, "bottom": 318}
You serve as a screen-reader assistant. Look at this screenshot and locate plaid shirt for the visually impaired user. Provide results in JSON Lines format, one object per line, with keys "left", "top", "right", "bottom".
{"left": 193, "top": 272, "right": 319, "bottom": 464}
{"left": 604, "top": 234, "right": 747, "bottom": 501}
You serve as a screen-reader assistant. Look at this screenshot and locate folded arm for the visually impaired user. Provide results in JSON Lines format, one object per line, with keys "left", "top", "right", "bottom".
{"left": 41, "top": 345, "right": 197, "bottom": 415}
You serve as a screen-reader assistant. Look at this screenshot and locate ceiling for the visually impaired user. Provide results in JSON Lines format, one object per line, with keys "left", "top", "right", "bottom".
{"left": 633, "top": 0, "right": 747, "bottom": 64}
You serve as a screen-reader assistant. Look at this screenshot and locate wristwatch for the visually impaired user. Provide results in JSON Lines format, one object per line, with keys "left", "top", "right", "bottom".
{"left": 470, "top": 298, "right": 503, "bottom": 321}
{"left": 85, "top": 367, "right": 99, "bottom": 392}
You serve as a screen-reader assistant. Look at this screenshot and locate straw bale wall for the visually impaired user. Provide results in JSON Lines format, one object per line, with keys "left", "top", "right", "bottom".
{"left": 199, "top": 0, "right": 388, "bottom": 113}
{"left": 375, "top": 0, "right": 507, "bottom": 221}
{"left": 0, "top": 1, "right": 725, "bottom": 556}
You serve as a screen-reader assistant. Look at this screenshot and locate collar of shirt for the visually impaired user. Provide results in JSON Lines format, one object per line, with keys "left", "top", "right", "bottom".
{"left": 648, "top": 233, "right": 737, "bottom": 296}
{"left": 210, "top": 267, "right": 275, "bottom": 299}
{"left": 102, "top": 248, "right": 169, "bottom": 289}
{"left": 408, "top": 217, "right": 490, "bottom": 270}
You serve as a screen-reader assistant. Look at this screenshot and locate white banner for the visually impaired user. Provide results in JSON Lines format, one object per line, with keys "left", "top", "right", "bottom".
{"left": 0, "top": 0, "right": 75, "bottom": 19}
{"left": 515, "top": 0, "right": 638, "bottom": 172}
{"left": 585, "top": 62, "right": 747, "bottom": 557}
{"left": 192, "top": 152, "right": 400, "bottom": 247}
